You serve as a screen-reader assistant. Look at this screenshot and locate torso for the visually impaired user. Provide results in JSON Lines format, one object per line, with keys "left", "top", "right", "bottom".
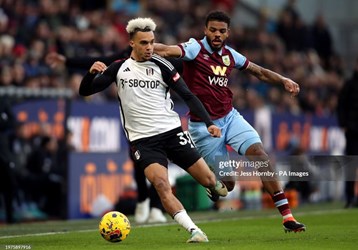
{"left": 179, "top": 38, "right": 248, "bottom": 120}
{"left": 112, "top": 56, "right": 181, "bottom": 141}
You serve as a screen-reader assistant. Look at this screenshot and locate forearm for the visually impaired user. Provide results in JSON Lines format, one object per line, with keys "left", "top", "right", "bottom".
{"left": 170, "top": 78, "right": 213, "bottom": 127}
{"left": 256, "top": 67, "right": 285, "bottom": 84}
{"left": 153, "top": 43, "right": 168, "bottom": 57}
{"left": 248, "top": 62, "right": 285, "bottom": 85}
{"left": 184, "top": 96, "right": 214, "bottom": 127}
{"left": 79, "top": 72, "right": 97, "bottom": 96}
{"left": 261, "top": 68, "right": 286, "bottom": 84}
{"left": 79, "top": 72, "right": 113, "bottom": 96}
{"left": 154, "top": 43, "right": 181, "bottom": 58}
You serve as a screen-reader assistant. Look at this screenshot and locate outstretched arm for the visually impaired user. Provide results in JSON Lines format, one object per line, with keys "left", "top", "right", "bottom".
{"left": 246, "top": 62, "right": 300, "bottom": 96}
{"left": 154, "top": 43, "right": 182, "bottom": 58}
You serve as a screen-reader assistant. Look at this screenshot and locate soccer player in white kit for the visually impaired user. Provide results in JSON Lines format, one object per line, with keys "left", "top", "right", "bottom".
{"left": 79, "top": 17, "right": 227, "bottom": 243}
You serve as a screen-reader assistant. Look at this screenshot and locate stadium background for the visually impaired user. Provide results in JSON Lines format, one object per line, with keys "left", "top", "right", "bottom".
{"left": 0, "top": 0, "right": 357, "bottom": 221}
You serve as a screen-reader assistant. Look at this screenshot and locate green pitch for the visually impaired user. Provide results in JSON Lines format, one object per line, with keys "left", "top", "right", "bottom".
{"left": 0, "top": 202, "right": 357, "bottom": 250}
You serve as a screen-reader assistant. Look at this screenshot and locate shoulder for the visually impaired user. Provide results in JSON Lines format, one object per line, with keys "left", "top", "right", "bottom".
{"left": 224, "top": 45, "right": 248, "bottom": 68}
{"left": 109, "top": 58, "right": 127, "bottom": 69}
{"left": 104, "top": 59, "right": 127, "bottom": 76}
{"left": 180, "top": 38, "right": 200, "bottom": 50}
{"left": 151, "top": 54, "right": 175, "bottom": 71}
{"left": 113, "top": 58, "right": 127, "bottom": 65}
{"left": 223, "top": 45, "right": 241, "bottom": 56}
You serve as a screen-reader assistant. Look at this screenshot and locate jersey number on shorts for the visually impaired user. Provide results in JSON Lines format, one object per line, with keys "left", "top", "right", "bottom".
{"left": 177, "top": 131, "right": 195, "bottom": 148}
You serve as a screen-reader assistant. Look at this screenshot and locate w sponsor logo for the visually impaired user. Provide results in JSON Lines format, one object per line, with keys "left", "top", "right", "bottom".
{"left": 210, "top": 65, "right": 227, "bottom": 76}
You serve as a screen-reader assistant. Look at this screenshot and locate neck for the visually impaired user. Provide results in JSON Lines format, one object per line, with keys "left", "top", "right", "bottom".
{"left": 130, "top": 52, "right": 139, "bottom": 61}
{"left": 130, "top": 52, "right": 145, "bottom": 62}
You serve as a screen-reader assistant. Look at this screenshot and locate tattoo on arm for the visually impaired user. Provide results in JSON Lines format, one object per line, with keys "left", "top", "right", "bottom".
{"left": 247, "top": 62, "right": 262, "bottom": 77}
{"left": 247, "top": 62, "right": 283, "bottom": 84}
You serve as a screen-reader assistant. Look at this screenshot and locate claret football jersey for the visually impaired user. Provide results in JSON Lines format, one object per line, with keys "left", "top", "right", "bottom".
{"left": 178, "top": 37, "right": 249, "bottom": 120}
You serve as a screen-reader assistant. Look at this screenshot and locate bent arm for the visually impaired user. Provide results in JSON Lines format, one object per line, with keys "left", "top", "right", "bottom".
{"left": 246, "top": 62, "right": 284, "bottom": 84}
{"left": 169, "top": 76, "right": 213, "bottom": 127}
{"left": 246, "top": 62, "right": 300, "bottom": 96}
{"left": 79, "top": 73, "right": 114, "bottom": 96}
{"left": 154, "top": 43, "right": 182, "bottom": 58}
{"left": 79, "top": 62, "right": 115, "bottom": 96}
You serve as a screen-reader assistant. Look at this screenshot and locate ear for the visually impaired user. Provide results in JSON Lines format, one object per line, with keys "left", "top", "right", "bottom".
{"left": 129, "top": 40, "right": 134, "bottom": 48}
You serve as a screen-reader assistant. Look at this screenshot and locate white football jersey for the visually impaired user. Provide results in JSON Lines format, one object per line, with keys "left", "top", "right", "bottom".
{"left": 104, "top": 55, "right": 181, "bottom": 142}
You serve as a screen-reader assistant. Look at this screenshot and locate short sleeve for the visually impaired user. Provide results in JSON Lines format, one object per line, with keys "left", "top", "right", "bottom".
{"left": 226, "top": 47, "right": 249, "bottom": 70}
{"left": 178, "top": 38, "right": 201, "bottom": 61}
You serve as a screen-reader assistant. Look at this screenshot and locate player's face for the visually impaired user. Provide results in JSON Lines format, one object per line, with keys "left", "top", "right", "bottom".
{"left": 204, "top": 20, "right": 229, "bottom": 51}
{"left": 130, "top": 31, "right": 154, "bottom": 61}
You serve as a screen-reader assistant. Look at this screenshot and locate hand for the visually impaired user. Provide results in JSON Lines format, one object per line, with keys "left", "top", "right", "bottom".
{"left": 207, "top": 125, "right": 221, "bottom": 138}
{"left": 282, "top": 77, "right": 300, "bottom": 97}
{"left": 89, "top": 61, "right": 107, "bottom": 74}
{"left": 45, "top": 52, "right": 66, "bottom": 69}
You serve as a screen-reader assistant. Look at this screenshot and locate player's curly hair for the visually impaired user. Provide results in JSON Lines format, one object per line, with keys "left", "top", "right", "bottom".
{"left": 126, "top": 17, "right": 156, "bottom": 39}
{"left": 205, "top": 11, "right": 231, "bottom": 27}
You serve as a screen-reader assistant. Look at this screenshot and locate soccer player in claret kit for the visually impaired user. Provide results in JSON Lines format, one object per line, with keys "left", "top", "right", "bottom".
{"left": 154, "top": 10, "right": 306, "bottom": 232}
{"left": 79, "top": 17, "right": 228, "bottom": 243}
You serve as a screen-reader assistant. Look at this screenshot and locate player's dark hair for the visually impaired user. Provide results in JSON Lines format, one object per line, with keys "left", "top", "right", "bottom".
{"left": 205, "top": 11, "right": 231, "bottom": 27}
{"left": 129, "top": 26, "right": 152, "bottom": 39}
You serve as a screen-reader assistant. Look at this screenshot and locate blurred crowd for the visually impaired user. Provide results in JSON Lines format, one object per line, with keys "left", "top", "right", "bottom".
{"left": 0, "top": 0, "right": 346, "bottom": 116}
{"left": 0, "top": 0, "right": 352, "bottom": 222}
{"left": 0, "top": 96, "right": 73, "bottom": 222}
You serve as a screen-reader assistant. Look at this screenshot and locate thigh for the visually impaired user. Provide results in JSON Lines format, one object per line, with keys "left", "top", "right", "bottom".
{"left": 186, "top": 157, "right": 214, "bottom": 185}
{"left": 144, "top": 163, "right": 169, "bottom": 185}
{"left": 130, "top": 137, "right": 168, "bottom": 170}
{"left": 226, "top": 109, "right": 262, "bottom": 155}
{"left": 166, "top": 129, "right": 202, "bottom": 170}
